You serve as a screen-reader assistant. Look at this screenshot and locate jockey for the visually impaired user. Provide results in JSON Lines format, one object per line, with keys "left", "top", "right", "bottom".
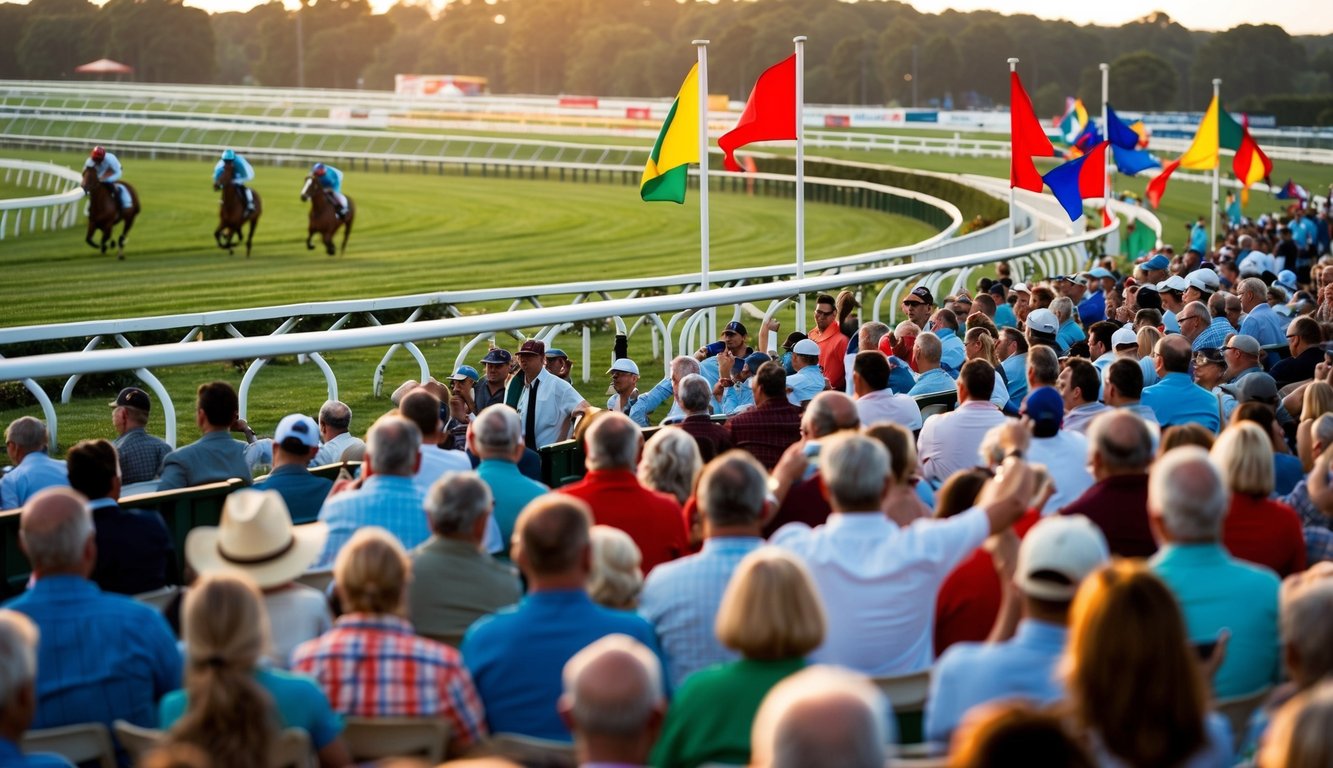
{"left": 311, "top": 162, "right": 348, "bottom": 220}
{"left": 213, "top": 149, "right": 256, "bottom": 214}
{"left": 85, "top": 146, "right": 131, "bottom": 213}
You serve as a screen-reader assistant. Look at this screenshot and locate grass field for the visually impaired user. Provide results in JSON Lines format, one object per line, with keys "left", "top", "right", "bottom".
{"left": 0, "top": 147, "right": 935, "bottom": 453}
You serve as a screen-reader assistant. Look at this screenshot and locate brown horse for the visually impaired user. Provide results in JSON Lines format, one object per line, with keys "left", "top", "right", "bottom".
{"left": 300, "top": 176, "right": 354, "bottom": 256}
{"left": 214, "top": 163, "right": 262, "bottom": 258}
{"left": 81, "top": 165, "right": 140, "bottom": 260}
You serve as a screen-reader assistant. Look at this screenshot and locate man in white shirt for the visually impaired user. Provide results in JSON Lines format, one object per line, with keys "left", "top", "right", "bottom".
{"left": 851, "top": 351, "right": 922, "bottom": 431}
{"left": 770, "top": 431, "right": 1033, "bottom": 676}
{"left": 312, "top": 400, "right": 364, "bottom": 466}
{"left": 917, "top": 359, "right": 1009, "bottom": 486}
{"left": 1021, "top": 386, "right": 1094, "bottom": 515}
{"left": 515, "top": 339, "right": 590, "bottom": 449}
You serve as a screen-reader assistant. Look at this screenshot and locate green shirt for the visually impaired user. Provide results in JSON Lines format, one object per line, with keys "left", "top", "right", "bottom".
{"left": 651, "top": 657, "right": 805, "bottom": 768}
{"left": 407, "top": 536, "right": 523, "bottom": 638}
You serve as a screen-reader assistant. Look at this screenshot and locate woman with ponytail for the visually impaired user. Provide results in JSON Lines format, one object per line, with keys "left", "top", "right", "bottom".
{"left": 158, "top": 573, "right": 350, "bottom": 767}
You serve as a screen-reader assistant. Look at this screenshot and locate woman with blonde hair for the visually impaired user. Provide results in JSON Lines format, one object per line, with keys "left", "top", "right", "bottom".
{"left": 291, "top": 527, "right": 487, "bottom": 756}
{"left": 1063, "top": 560, "right": 1231, "bottom": 767}
{"left": 1210, "top": 422, "right": 1306, "bottom": 577}
{"left": 1296, "top": 381, "right": 1333, "bottom": 470}
{"left": 650, "top": 548, "right": 826, "bottom": 767}
{"left": 159, "top": 573, "right": 349, "bottom": 768}
{"left": 964, "top": 325, "right": 1009, "bottom": 410}
{"left": 588, "top": 524, "right": 643, "bottom": 610}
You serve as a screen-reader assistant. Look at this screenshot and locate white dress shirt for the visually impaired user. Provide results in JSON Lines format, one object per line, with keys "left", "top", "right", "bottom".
{"left": 855, "top": 389, "right": 923, "bottom": 431}
{"left": 1028, "top": 429, "right": 1094, "bottom": 515}
{"left": 771, "top": 508, "right": 990, "bottom": 676}
{"left": 516, "top": 368, "right": 586, "bottom": 448}
{"left": 1062, "top": 402, "right": 1111, "bottom": 435}
{"left": 916, "top": 401, "right": 1009, "bottom": 484}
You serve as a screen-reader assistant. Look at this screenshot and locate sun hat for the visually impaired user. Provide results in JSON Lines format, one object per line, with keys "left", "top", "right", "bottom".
{"left": 185, "top": 490, "right": 328, "bottom": 589}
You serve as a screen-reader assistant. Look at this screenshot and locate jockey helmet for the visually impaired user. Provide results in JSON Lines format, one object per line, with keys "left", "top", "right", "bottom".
{"left": 221, "top": 149, "right": 236, "bottom": 162}
{"left": 91, "top": 146, "right": 106, "bottom": 162}
{"left": 312, "top": 163, "right": 326, "bottom": 176}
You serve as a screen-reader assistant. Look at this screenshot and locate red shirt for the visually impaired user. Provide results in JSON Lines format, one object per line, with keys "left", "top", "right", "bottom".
{"left": 934, "top": 509, "right": 1040, "bottom": 657}
{"left": 808, "top": 325, "right": 850, "bottom": 390}
{"left": 1223, "top": 494, "right": 1307, "bottom": 578}
{"left": 558, "top": 469, "right": 688, "bottom": 574}
{"left": 1059, "top": 473, "right": 1157, "bottom": 558}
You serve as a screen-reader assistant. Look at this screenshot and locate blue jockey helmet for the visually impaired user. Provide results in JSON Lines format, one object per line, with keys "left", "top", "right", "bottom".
{"left": 312, "top": 163, "right": 326, "bottom": 176}
{"left": 221, "top": 149, "right": 236, "bottom": 161}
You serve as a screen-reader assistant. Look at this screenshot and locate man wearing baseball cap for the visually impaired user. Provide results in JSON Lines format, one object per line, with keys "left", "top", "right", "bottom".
{"left": 109, "top": 386, "right": 172, "bottom": 485}
{"left": 901, "top": 285, "right": 935, "bottom": 329}
{"left": 474, "top": 347, "right": 514, "bottom": 413}
{"left": 699, "top": 321, "right": 753, "bottom": 391}
{"left": 545, "top": 348, "right": 573, "bottom": 383}
{"left": 514, "top": 338, "right": 590, "bottom": 449}
{"left": 607, "top": 358, "right": 640, "bottom": 417}
{"left": 926, "top": 515, "right": 1109, "bottom": 741}
{"left": 787, "top": 338, "right": 828, "bottom": 407}
{"left": 1021, "top": 387, "right": 1093, "bottom": 514}
{"left": 1024, "top": 307, "right": 1061, "bottom": 351}
{"left": 254, "top": 414, "right": 333, "bottom": 524}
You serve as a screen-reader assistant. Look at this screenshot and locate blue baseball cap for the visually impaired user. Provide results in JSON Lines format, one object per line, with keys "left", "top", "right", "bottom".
{"left": 479, "top": 348, "right": 512, "bottom": 365}
{"left": 448, "top": 365, "right": 479, "bottom": 382}
{"left": 545, "top": 348, "right": 568, "bottom": 360}
{"left": 724, "top": 321, "right": 748, "bottom": 336}
{"left": 743, "top": 352, "right": 772, "bottom": 373}
{"left": 1088, "top": 267, "right": 1113, "bottom": 279}
{"left": 1143, "top": 254, "right": 1170, "bottom": 271}
{"left": 1022, "top": 387, "right": 1065, "bottom": 428}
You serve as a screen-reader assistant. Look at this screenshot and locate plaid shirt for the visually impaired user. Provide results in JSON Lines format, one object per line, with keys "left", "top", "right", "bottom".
{"left": 113, "top": 428, "right": 172, "bottom": 484}
{"left": 1192, "top": 318, "right": 1235, "bottom": 353}
{"left": 291, "top": 613, "right": 486, "bottom": 748}
{"left": 723, "top": 398, "right": 802, "bottom": 470}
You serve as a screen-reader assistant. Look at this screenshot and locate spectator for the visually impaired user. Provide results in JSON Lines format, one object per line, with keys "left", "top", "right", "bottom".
{"left": 588, "top": 526, "right": 643, "bottom": 610}
{"left": 1051, "top": 296, "right": 1085, "bottom": 353}
{"left": 558, "top": 412, "right": 688, "bottom": 574}
{"left": 964, "top": 326, "right": 1012, "bottom": 412}
{"left": 931, "top": 308, "right": 967, "bottom": 375}
{"left": 1059, "top": 411, "right": 1157, "bottom": 557}
{"left": 787, "top": 339, "right": 827, "bottom": 406}
{"left": 637, "top": 428, "right": 702, "bottom": 509}
{"left": 852, "top": 351, "right": 922, "bottom": 430}
{"left": 514, "top": 339, "right": 590, "bottom": 448}
{"left": 807, "top": 294, "right": 850, "bottom": 390}
{"left": 1274, "top": 316, "right": 1324, "bottom": 387}
{"left": 901, "top": 285, "right": 935, "bottom": 329}
{"left": 652, "top": 549, "right": 825, "bottom": 768}
{"left": 470, "top": 348, "right": 513, "bottom": 413}
{"left": 1238, "top": 277, "right": 1287, "bottom": 359}
{"left": 1025, "top": 344, "right": 1059, "bottom": 395}
{"left": 159, "top": 573, "right": 349, "bottom": 768}
{"left": 1193, "top": 347, "right": 1238, "bottom": 423}
{"left": 1211, "top": 423, "right": 1307, "bottom": 577}
{"left": 1296, "top": 381, "right": 1333, "bottom": 470}
{"left": 931, "top": 468, "right": 1001, "bottom": 657}
{"left": 765, "top": 391, "right": 860, "bottom": 535}
{"left": 639, "top": 451, "right": 768, "bottom": 689}
{"left": 399, "top": 386, "right": 472, "bottom": 485}
{"left": 1021, "top": 387, "right": 1094, "bottom": 514}
{"left": 1, "top": 417, "right": 67, "bottom": 510}
{"left": 1026, "top": 307, "right": 1061, "bottom": 352}
{"left": 66, "top": 439, "right": 172, "bottom": 596}
{"left": 918, "top": 360, "right": 1008, "bottom": 486}
{"left": 108, "top": 387, "right": 170, "bottom": 485}
{"left": 1223, "top": 334, "right": 1265, "bottom": 384}
{"left": 1259, "top": 681, "right": 1333, "bottom": 768}
{"left": 908, "top": 332, "right": 954, "bottom": 396}
{"left": 0, "top": 609, "right": 73, "bottom": 768}
{"left": 462, "top": 496, "right": 661, "bottom": 741}
{"left": 697, "top": 321, "right": 754, "bottom": 391}
{"left": 772, "top": 432, "right": 1031, "bottom": 675}
{"left": 724, "top": 362, "right": 802, "bottom": 470}
{"left": 948, "top": 701, "right": 1094, "bottom": 768}
{"left": 1064, "top": 560, "right": 1233, "bottom": 766}
{"left": 749, "top": 666, "right": 889, "bottom": 768}
{"left": 1148, "top": 446, "right": 1281, "bottom": 698}
{"left": 407, "top": 472, "right": 521, "bottom": 641}
{"left": 544, "top": 347, "right": 572, "bottom": 382}
{"left": 1144, "top": 335, "right": 1222, "bottom": 431}
{"left": 559, "top": 634, "right": 666, "bottom": 768}
{"left": 311, "top": 400, "right": 364, "bottom": 467}
{"left": 631, "top": 356, "right": 701, "bottom": 427}
{"left": 997, "top": 327, "right": 1029, "bottom": 412}
{"left": 1103, "top": 357, "right": 1159, "bottom": 428}
{"left": 865, "top": 422, "right": 933, "bottom": 526}
{"left": 1058, "top": 358, "right": 1110, "bottom": 435}
{"left": 468, "top": 405, "right": 548, "bottom": 557}
{"left": 4, "top": 488, "right": 180, "bottom": 731}
{"left": 157, "top": 381, "right": 252, "bottom": 492}
{"left": 927, "top": 515, "right": 1110, "bottom": 742}
{"left": 315, "top": 415, "right": 429, "bottom": 568}
{"left": 293, "top": 527, "right": 487, "bottom": 755}
{"left": 1245, "top": 576, "right": 1333, "bottom": 759}
{"left": 1086, "top": 321, "right": 1118, "bottom": 376}
{"left": 714, "top": 351, "right": 770, "bottom": 415}
{"left": 252, "top": 414, "right": 332, "bottom": 524}
{"left": 672, "top": 373, "right": 732, "bottom": 462}
{"left": 606, "top": 358, "right": 641, "bottom": 418}
{"left": 185, "top": 489, "right": 331, "bottom": 668}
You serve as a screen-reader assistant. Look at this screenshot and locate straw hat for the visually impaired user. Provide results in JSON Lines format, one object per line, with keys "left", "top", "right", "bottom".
{"left": 185, "top": 490, "right": 327, "bottom": 589}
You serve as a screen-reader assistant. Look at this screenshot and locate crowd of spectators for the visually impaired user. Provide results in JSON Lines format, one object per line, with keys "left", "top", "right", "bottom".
{"left": 3, "top": 199, "right": 1333, "bottom": 766}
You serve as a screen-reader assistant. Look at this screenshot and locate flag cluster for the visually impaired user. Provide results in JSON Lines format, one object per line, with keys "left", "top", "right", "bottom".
{"left": 1011, "top": 71, "right": 1105, "bottom": 223}
{"left": 1145, "top": 95, "right": 1272, "bottom": 208}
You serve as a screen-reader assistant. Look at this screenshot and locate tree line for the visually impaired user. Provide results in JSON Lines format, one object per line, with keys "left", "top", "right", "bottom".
{"left": 2, "top": 0, "right": 1332, "bottom": 123}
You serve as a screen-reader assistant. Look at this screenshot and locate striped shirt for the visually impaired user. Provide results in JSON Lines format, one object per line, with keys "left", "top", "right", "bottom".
{"left": 291, "top": 613, "right": 486, "bottom": 748}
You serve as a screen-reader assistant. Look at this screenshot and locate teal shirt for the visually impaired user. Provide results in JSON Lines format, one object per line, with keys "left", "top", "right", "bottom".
{"left": 158, "top": 666, "right": 344, "bottom": 749}
{"left": 651, "top": 657, "right": 805, "bottom": 768}
{"left": 476, "top": 458, "right": 548, "bottom": 554}
{"left": 1150, "top": 543, "right": 1280, "bottom": 698}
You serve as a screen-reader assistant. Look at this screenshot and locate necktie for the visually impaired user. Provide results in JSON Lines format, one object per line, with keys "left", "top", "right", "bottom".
{"left": 524, "top": 378, "right": 540, "bottom": 449}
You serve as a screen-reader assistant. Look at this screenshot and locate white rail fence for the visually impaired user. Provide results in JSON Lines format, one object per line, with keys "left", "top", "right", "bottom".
{"left": 0, "top": 160, "right": 83, "bottom": 240}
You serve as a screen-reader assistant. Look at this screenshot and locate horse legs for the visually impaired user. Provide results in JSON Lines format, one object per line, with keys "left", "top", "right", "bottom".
{"left": 117, "top": 215, "right": 135, "bottom": 261}
{"left": 244, "top": 217, "right": 257, "bottom": 259}
{"left": 86, "top": 219, "right": 99, "bottom": 249}
{"left": 324, "top": 229, "right": 336, "bottom": 256}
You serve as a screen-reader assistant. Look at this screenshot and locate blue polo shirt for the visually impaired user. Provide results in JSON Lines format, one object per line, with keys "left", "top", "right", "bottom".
{"left": 1151, "top": 544, "right": 1279, "bottom": 699}
{"left": 1057, "top": 319, "right": 1086, "bottom": 353}
{"left": 0, "top": 738, "right": 73, "bottom": 767}
{"left": 462, "top": 589, "right": 663, "bottom": 741}
{"left": 476, "top": 457, "right": 548, "bottom": 555}
{"left": 908, "top": 368, "right": 955, "bottom": 397}
{"left": 936, "top": 328, "right": 966, "bottom": 375}
{"left": 994, "top": 303, "right": 1018, "bottom": 329}
{"left": 1141, "top": 372, "right": 1221, "bottom": 432}
{"left": 253, "top": 464, "right": 333, "bottom": 524}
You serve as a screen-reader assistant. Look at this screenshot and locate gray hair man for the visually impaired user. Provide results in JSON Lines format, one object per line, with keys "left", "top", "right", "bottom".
{"left": 313, "top": 400, "right": 365, "bottom": 466}
{"left": 1148, "top": 446, "right": 1281, "bottom": 698}
{"left": 631, "top": 355, "right": 702, "bottom": 426}
{"left": 408, "top": 471, "right": 522, "bottom": 641}
{"left": 1, "top": 417, "right": 68, "bottom": 511}
{"left": 0, "top": 610, "right": 43, "bottom": 754}
{"left": 750, "top": 665, "right": 889, "bottom": 768}
{"left": 559, "top": 634, "right": 666, "bottom": 767}
{"left": 673, "top": 373, "right": 733, "bottom": 463}
{"left": 468, "top": 405, "right": 549, "bottom": 557}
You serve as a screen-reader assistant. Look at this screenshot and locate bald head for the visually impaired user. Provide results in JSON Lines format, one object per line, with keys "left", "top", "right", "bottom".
{"left": 1156, "top": 334, "right": 1194, "bottom": 374}
{"left": 514, "top": 495, "right": 593, "bottom": 581}
{"left": 1088, "top": 410, "right": 1154, "bottom": 478}
{"left": 560, "top": 634, "right": 665, "bottom": 761}
{"left": 19, "top": 487, "right": 94, "bottom": 576}
{"left": 751, "top": 666, "right": 889, "bottom": 768}
{"left": 586, "top": 411, "right": 640, "bottom": 471}
{"left": 803, "top": 391, "right": 860, "bottom": 440}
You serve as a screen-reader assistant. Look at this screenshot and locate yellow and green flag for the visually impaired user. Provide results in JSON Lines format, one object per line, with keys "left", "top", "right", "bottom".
{"left": 640, "top": 64, "right": 699, "bottom": 204}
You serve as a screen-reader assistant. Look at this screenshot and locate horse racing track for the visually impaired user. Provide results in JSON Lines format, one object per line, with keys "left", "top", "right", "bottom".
{"left": 0, "top": 149, "right": 933, "bottom": 327}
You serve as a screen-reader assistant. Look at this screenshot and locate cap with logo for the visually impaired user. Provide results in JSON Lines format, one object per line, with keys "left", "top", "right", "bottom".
{"left": 724, "top": 321, "right": 748, "bottom": 336}
{"left": 1026, "top": 308, "right": 1059, "bottom": 336}
{"left": 109, "top": 387, "right": 151, "bottom": 412}
{"left": 448, "top": 365, "right": 480, "bottom": 382}
{"left": 792, "top": 339, "right": 821, "bottom": 357}
{"left": 907, "top": 286, "right": 935, "bottom": 306}
{"left": 1062, "top": 274, "right": 1090, "bottom": 287}
{"left": 479, "top": 348, "right": 512, "bottom": 366}
{"left": 1016, "top": 515, "right": 1110, "bottom": 601}
{"left": 275, "top": 413, "right": 321, "bottom": 448}
{"left": 607, "top": 358, "right": 639, "bottom": 375}
{"left": 1111, "top": 326, "right": 1139, "bottom": 348}
{"left": 1021, "top": 386, "right": 1065, "bottom": 428}
{"left": 517, "top": 339, "right": 546, "bottom": 357}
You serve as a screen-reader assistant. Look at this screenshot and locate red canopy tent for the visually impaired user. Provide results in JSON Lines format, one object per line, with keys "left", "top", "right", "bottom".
{"left": 74, "top": 59, "right": 134, "bottom": 75}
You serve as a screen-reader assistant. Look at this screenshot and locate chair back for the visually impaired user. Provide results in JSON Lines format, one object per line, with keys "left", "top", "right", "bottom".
{"left": 342, "top": 717, "right": 449, "bottom": 761}
{"left": 873, "top": 668, "right": 932, "bottom": 713}
{"left": 1216, "top": 685, "right": 1273, "bottom": 750}
{"left": 135, "top": 585, "right": 181, "bottom": 611}
{"left": 113, "top": 719, "right": 165, "bottom": 761}
{"left": 20, "top": 722, "right": 116, "bottom": 768}
{"left": 296, "top": 566, "right": 334, "bottom": 593}
{"left": 486, "top": 732, "right": 577, "bottom": 768}
{"left": 271, "top": 727, "right": 313, "bottom": 768}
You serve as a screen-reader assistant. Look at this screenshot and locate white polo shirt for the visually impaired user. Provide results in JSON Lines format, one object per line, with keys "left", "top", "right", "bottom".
{"left": 916, "top": 401, "right": 1009, "bottom": 484}
{"left": 515, "top": 368, "right": 586, "bottom": 448}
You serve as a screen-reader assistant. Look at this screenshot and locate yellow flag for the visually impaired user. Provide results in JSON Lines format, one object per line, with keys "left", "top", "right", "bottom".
{"left": 1178, "top": 95, "right": 1220, "bottom": 171}
{"left": 640, "top": 64, "right": 700, "bottom": 203}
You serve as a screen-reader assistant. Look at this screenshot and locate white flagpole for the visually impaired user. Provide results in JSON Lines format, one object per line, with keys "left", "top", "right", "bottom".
{"left": 1211, "top": 78, "right": 1222, "bottom": 250}
{"left": 1100, "top": 62, "right": 1111, "bottom": 224}
{"left": 795, "top": 35, "right": 807, "bottom": 332}
{"left": 694, "top": 40, "right": 711, "bottom": 325}
{"left": 1007, "top": 57, "right": 1018, "bottom": 249}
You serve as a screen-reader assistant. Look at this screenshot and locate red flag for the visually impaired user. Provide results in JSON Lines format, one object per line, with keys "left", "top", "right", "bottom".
{"left": 1102, "top": 207, "right": 1113, "bottom": 228}
{"left": 1010, "top": 71, "right": 1055, "bottom": 192}
{"left": 720, "top": 55, "right": 797, "bottom": 172}
{"left": 1146, "top": 158, "right": 1181, "bottom": 209}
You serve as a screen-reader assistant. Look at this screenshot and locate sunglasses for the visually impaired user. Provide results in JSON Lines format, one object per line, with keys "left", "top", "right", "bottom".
{"left": 902, "top": 300, "right": 924, "bottom": 307}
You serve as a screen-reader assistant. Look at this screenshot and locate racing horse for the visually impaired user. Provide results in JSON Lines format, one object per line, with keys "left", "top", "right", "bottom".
{"left": 214, "top": 163, "right": 262, "bottom": 258}
{"left": 81, "top": 165, "right": 139, "bottom": 260}
{"left": 300, "top": 175, "right": 354, "bottom": 256}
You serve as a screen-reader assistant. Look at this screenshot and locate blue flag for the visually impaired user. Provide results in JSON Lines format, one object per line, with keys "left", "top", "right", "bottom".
{"left": 1112, "top": 147, "right": 1161, "bottom": 175}
{"left": 1042, "top": 142, "right": 1108, "bottom": 221}
{"left": 1105, "top": 104, "right": 1141, "bottom": 150}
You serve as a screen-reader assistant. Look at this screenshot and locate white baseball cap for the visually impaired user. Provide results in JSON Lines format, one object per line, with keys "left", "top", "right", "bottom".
{"left": 1015, "top": 515, "right": 1110, "bottom": 601}
{"left": 606, "top": 358, "right": 639, "bottom": 375}
{"left": 1111, "top": 326, "right": 1138, "bottom": 348}
{"left": 792, "top": 339, "right": 821, "bottom": 356}
{"left": 1026, "top": 308, "right": 1059, "bottom": 335}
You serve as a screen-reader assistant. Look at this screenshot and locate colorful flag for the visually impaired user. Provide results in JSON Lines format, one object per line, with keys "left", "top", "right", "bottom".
{"left": 1106, "top": 107, "right": 1161, "bottom": 176}
{"left": 719, "top": 55, "right": 796, "bottom": 173}
{"left": 1042, "top": 141, "right": 1108, "bottom": 221}
{"left": 1275, "top": 179, "right": 1309, "bottom": 203}
{"left": 1057, "top": 98, "right": 1089, "bottom": 144}
{"left": 1147, "top": 95, "right": 1271, "bottom": 208}
{"left": 1071, "top": 121, "right": 1103, "bottom": 156}
{"left": 1225, "top": 111, "right": 1272, "bottom": 203}
{"left": 1105, "top": 105, "right": 1141, "bottom": 150}
{"left": 640, "top": 64, "right": 700, "bottom": 203}
{"left": 1010, "top": 71, "right": 1055, "bottom": 192}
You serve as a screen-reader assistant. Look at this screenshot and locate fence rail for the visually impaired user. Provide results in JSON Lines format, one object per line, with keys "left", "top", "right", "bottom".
{"left": 0, "top": 159, "right": 83, "bottom": 240}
